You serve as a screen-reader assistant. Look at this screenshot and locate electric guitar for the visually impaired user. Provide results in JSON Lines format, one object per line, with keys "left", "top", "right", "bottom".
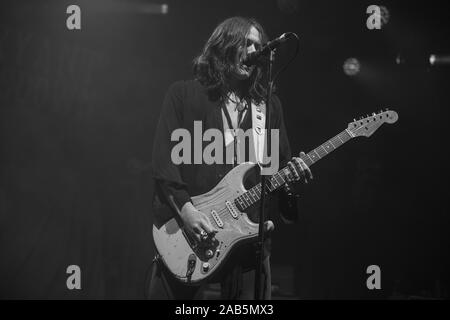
{"left": 152, "top": 109, "right": 398, "bottom": 284}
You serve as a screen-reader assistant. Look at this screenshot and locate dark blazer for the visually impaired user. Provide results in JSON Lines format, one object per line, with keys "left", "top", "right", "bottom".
{"left": 151, "top": 79, "right": 299, "bottom": 227}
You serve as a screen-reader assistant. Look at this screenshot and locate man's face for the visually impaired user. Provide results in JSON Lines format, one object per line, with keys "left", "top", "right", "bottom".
{"left": 232, "top": 26, "right": 262, "bottom": 80}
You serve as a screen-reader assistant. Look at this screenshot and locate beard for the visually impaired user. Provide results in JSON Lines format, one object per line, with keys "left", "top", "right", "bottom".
{"left": 231, "top": 59, "right": 256, "bottom": 80}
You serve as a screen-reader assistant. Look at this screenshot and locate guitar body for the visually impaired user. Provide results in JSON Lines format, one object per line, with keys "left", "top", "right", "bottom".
{"left": 152, "top": 162, "right": 260, "bottom": 284}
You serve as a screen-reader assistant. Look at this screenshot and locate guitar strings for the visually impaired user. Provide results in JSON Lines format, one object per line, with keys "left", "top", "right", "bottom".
{"left": 206, "top": 121, "right": 379, "bottom": 222}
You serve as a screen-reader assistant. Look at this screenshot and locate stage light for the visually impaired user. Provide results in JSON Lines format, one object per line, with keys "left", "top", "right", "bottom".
{"left": 141, "top": 3, "right": 169, "bottom": 15}
{"left": 343, "top": 58, "right": 361, "bottom": 76}
{"left": 396, "top": 53, "right": 450, "bottom": 67}
{"left": 429, "top": 54, "right": 450, "bottom": 66}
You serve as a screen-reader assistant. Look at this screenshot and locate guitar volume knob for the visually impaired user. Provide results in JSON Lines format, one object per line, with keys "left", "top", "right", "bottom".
{"left": 202, "top": 262, "right": 210, "bottom": 272}
{"left": 205, "top": 249, "right": 214, "bottom": 258}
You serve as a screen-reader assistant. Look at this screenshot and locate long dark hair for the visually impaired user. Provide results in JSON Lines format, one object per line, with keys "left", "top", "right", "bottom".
{"left": 193, "top": 17, "right": 269, "bottom": 103}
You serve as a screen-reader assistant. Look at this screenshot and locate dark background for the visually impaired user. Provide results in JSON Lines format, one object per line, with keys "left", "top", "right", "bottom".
{"left": 0, "top": 0, "right": 449, "bottom": 299}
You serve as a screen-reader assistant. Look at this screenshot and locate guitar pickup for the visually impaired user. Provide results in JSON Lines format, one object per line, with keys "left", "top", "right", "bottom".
{"left": 211, "top": 210, "right": 224, "bottom": 228}
{"left": 225, "top": 201, "right": 239, "bottom": 219}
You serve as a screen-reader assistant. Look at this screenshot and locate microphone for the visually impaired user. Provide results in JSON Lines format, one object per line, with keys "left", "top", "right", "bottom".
{"left": 242, "top": 33, "right": 290, "bottom": 67}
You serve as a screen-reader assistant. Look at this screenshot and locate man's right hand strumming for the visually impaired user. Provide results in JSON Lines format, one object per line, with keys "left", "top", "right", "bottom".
{"left": 180, "top": 202, "right": 218, "bottom": 243}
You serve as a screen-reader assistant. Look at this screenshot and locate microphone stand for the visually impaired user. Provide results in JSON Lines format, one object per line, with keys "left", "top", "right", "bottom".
{"left": 254, "top": 49, "right": 275, "bottom": 300}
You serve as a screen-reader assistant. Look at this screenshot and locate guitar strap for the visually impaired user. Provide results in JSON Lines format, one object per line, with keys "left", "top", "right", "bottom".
{"left": 251, "top": 101, "right": 266, "bottom": 166}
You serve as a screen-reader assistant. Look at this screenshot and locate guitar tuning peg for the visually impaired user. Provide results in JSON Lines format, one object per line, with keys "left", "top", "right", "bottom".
{"left": 372, "top": 112, "right": 376, "bottom": 116}
{"left": 353, "top": 118, "right": 357, "bottom": 122}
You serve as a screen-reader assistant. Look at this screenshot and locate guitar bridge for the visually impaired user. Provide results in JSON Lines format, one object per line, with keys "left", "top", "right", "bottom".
{"left": 186, "top": 254, "right": 196, "bottom": 280}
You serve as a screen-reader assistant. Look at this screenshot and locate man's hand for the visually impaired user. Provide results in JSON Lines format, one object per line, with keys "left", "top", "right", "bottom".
{"left": 180, "top": 202, "right": 218, "bottom": 243}
{"left": 284, "top": 151, "right": 313, "bottom": 194}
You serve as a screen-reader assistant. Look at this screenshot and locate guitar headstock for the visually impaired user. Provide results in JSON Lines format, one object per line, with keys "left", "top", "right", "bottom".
{"left": 347, "top": 109, "right": 398, "bottom": 137}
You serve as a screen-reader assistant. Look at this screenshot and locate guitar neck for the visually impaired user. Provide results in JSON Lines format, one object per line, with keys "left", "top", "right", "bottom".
{"left": 234, "top": 129, "right": 354, "bottom": 211}
{"left": 299, "top": 129, "right": 354, "bottom": 167}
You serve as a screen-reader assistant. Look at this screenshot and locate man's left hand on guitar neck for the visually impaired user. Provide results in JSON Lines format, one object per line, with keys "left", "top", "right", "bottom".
{"left": 284, "top": 151, "right": 313, "bottom": 195}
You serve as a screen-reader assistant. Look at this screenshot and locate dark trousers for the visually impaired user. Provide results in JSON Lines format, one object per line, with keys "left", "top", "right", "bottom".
{"left": 147, "top": 254, "right": 271, "bottom": 300}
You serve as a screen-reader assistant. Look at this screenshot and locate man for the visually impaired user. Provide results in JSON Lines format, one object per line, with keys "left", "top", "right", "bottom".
{"left": 148, "top": 16, "right": 312, "bottom": 300}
